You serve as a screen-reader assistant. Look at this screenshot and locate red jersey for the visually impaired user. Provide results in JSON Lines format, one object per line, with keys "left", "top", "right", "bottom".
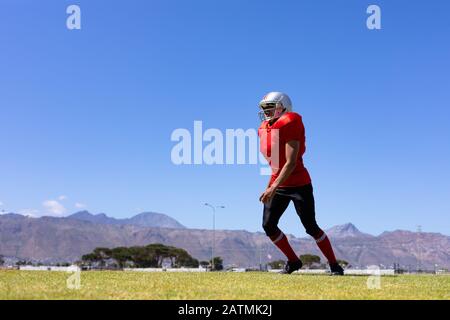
{"left": 258, "top": 112, "right": 311, "bottom": 187}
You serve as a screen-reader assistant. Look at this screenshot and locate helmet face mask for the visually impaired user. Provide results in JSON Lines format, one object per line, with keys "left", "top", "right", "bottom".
{"left": 259, "top": 102, "right": 286, "bottom": 122}
{"left": 258, "top": 92, "right": 293, "bottom": 122}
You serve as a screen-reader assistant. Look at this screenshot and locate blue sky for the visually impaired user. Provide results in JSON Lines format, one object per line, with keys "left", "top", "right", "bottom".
{"left": 0, "top": 0, "right": 449, "bottom": 237}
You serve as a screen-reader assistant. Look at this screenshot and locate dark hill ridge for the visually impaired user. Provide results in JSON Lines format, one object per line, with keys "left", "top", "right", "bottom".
{"left": 0, "top": 213, "right": 448, "bottom": 269}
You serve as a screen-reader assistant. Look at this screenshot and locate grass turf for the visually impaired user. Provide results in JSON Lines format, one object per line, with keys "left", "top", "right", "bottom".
{"left": 1, "top": 270, "right": 449, "bottom": 300}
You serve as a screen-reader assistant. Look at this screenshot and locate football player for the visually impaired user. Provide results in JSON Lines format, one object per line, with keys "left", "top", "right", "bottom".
{"left": 258, "top": 92, "right": 344, "bottom": 275}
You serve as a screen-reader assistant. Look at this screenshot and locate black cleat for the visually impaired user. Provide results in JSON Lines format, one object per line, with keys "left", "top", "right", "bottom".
{"left": 280, "top": 260, "right": 303, "bottom": 274}
{"left": 329, "top": 263, "right": 344, "bottom": 276}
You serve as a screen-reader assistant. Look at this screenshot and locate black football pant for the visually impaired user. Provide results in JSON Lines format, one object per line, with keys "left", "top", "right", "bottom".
{"left": 262, "top": 183, "right": 322, "bottom": 238}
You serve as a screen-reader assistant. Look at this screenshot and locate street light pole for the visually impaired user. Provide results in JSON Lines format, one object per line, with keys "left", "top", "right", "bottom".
{"left": 204, "top": 203, "right": 225, "bottom": 271}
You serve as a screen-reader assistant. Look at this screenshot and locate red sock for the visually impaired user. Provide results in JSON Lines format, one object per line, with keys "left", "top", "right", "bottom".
{"left": 314, "top": 230, "right": 337, "bottom": 264}
{"left": 270, "top": 231, "right": 299, "bottom": 262}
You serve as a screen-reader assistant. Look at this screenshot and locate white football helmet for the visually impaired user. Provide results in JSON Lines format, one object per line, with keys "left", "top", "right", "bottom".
{"left": 258, "top": 92, "right": 293, "bottom": 121}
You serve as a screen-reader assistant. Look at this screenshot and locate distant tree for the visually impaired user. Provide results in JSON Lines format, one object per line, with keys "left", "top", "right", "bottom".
{"left": 268, "top": 260, "right": 285, "bottom": 269}
{"left": 170, "top": 248, "right": 199, "bottom": 268}
{"left": 93, "top": 248, "right": 113, "bottom": 266}
{"left": 300, "top": 254, "right": 321, "bottom": 268}
{"left": 188, "top": 258, "right": 200, "bottom": 268}
{"left": 111, "top": 247, "right": 133, "bottom": 268}
{"left": 82, "top": 243, "right": 199, "bottom": 269}
{"left": 209, "top": 257, "right": 223, "bottom": 271}
{"left": 0, "top": 255, "right": 4, "bottom": 266}
{"left": 81, "top": 253, "right": 98, "bottom": 264}
{"left": 16, "top": 260, "right": 31, "bottom": 266}
{"left": 144, "top": 243, "right": 170, "bottom": 267}
{"left": 81, "top": 247, "right": 114, "bottom": 268}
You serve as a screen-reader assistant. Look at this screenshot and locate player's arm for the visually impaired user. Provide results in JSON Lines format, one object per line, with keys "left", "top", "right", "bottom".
{"left": 271, "top": 140, "right": 299, "bottom": 188}
{"left": 260, "top": 140, "right": 299, "bottom": 203}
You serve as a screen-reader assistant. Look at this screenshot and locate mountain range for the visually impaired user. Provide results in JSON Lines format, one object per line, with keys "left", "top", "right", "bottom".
{"left": 0, "top": 211, "right": 449, "bottom": 269}
{"left": 68, "top": 211, "right": 186, "bottom": 229}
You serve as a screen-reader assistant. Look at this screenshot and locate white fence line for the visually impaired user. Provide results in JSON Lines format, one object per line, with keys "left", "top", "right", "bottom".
{"left": 268, "top": 269, "right": 395, "bottom": 275}
{"left": 123, "top": 267, "right": 207, "bottom": 272}
{"left": 19, "top": 266, "right": 78, "bottom": 272}
{"left": 16, "top": 266, "right": 396, "bottom": 275}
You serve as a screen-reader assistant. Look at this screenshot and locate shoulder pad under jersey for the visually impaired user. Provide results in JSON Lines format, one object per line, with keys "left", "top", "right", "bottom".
{"left": 271, "top": 112, "right": 302, "bottom": 129}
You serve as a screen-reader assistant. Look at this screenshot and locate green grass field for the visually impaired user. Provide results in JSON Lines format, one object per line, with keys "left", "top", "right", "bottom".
{"left": 1, "top": 270, "right": 449, "bottom": 300}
